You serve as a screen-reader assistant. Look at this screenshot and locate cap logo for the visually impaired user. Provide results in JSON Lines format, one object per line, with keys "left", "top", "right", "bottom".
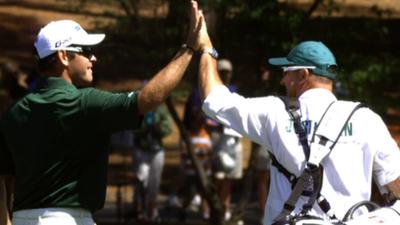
{"left": 55, "top": 37, "right": 72, "bottom": 48}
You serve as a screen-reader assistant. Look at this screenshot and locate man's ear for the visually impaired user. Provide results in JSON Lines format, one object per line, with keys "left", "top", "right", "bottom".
{"left": 301, "top": 68, "right": 310, "bottom": 80}
{"left": 57, "top": 50, "right": 69, "bottom": 66}
{"left": 297, "top": 69, "right": 309, "bottom": 87}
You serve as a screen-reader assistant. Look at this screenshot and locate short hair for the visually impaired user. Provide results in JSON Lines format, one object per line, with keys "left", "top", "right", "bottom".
{"left": 310, "top": 73, "right": 333, "bottom": 84}
{"left": 32, "top": 47, "right": 76, "bottom": 72}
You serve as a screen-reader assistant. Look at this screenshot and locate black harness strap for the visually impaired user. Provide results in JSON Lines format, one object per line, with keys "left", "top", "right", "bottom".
{"left": 279, "top": 96, "right": 311, "bottom": 161}
{"left": 274, "top": 97, "right": 333, "bottom": 195}
{"left": 269, "top": 152, "right": 298, "bottom": 185}
{"left": 272, "top": 97, "right": 366, "bottom": 225}
{"left": 273, "top": 99, "right": 335, "bottom": 224}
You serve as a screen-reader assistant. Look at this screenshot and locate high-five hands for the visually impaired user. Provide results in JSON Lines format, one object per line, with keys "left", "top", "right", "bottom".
{"left": 186, "top": 0, "right": 213, "bottom": 51}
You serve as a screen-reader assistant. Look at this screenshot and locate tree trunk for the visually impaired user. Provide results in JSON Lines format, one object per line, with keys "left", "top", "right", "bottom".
{"left": 305, "top": 0, "right": 324, "bottom": 20}
{"left": 117, "top": 0, "right": 140, "bottom": 27}
{"left": 166, "top": 97, "right": 225, "bottom": 225}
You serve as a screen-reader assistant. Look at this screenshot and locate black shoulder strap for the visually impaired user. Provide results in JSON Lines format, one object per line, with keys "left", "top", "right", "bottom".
{"left": 269, "top": 151, "right": 297, "bottom": 185}
{"left": 269, "top": 96, "right": 309, "bottom": 190}
{"left": 267, "top": 97, "right": 303, "bottom": 188}
{"left": 279, "top": 96, "right": 311, "bottom": 160}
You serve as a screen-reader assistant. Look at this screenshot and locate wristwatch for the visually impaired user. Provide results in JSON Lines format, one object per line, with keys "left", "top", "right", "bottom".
{"left": 181, "top": 44, "right": 195, "bottom": 53}
{"left": 201, "top": 47, "right": 219, "bottom": 59}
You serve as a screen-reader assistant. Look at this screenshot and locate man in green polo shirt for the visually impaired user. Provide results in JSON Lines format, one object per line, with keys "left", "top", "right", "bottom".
{"left": 0, "top": 1, "right": 211, "bottom": 224}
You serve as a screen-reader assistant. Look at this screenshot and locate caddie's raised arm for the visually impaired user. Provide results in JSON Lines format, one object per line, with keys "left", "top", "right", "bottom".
{"left": 138, "top": 0, "right": 203, "bottom": 114}
{"left": 196, "top": 12, "right": 224, "bottom": 101}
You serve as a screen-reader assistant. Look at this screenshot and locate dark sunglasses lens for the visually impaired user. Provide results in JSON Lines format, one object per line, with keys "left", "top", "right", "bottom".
{"left": 81, "top": 47, "right": 93, "bottom": 58}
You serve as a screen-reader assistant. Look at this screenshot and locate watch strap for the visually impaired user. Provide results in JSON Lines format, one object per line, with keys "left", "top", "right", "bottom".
{"left": 201, "top": 47, "right": 219, "bottom": 59}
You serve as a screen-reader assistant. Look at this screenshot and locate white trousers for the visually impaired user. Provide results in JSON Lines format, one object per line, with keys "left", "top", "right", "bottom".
{"left": 134, "top": 149, "right": 165, "bottom": 215}
{"left": 12, "top": 208, "right": 96, "bottom": 225}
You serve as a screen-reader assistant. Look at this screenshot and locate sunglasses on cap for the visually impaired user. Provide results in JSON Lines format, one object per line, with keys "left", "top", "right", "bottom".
{"left": 282, "top": 66, "right": 316, "bottom": 73}
{"left": 282, "top": 65, "right": 338, "bottom": 74}
{"left": 67, "top": 46, "right": 94, "bottom": 59}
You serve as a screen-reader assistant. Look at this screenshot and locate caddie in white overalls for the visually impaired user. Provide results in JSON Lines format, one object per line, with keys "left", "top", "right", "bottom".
{"left": 196, "top": 34, "right": 400, "bottom": 225}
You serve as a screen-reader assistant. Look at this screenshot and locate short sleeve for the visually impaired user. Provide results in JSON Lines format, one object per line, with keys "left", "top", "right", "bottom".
{"left": 80, "top": 88, "right": 143, "bottom": 133}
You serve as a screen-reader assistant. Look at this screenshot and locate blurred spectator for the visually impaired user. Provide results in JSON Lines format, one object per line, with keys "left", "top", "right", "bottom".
{"left": 253, "top": 143, "right": 271, "bottom": 224}
{"left": 334, "top": 80, "right": 350, "bottom": 98}
{"left": 0, "top": 61, "right": 28, "bottom": 225}
{"left": 0, "top": 61, "right": 28, "bottom": 101}
{"left": 211, "top": 59, "right": 243, "bottom": 221}
{"left": 252, "top": 62, "right": 274, "bottom": 224}
{"left": 0, "top": 134, "right": 12, "bottom": 225}
{"left": 178, "top": 86, "right": 214, "bottom": 220}
{"left": 132, "top": 104, "right": 172, "bottom": 222}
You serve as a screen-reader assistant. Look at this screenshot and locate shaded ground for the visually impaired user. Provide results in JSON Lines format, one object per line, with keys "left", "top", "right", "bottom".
{"left": 93, "top": 145, "right": 260, "bottom": 225}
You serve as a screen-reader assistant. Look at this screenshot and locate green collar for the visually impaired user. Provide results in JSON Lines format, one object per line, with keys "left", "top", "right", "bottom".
{"left": 36, "top": 76, "right": 78, "bottom": 92}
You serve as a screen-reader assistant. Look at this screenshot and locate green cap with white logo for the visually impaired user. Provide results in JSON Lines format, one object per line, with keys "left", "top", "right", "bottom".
{"left": 268, "top": 41, "right": 338, "bottom": 80}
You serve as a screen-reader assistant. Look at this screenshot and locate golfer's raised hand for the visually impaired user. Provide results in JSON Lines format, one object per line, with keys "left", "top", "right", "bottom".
{"left": 186, "top": 0, "right": 202, "bottom": 51}
{"left": 197, "top": 10, "right": 213, "bottom": 50}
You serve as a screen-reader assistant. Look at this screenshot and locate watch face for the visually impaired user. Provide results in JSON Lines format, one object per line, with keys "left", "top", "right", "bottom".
{"left": 211, "top": 48, "right": 219, "bottom": 59}
{"left": 204, "top": 48, "right": 218, "bottom": 59}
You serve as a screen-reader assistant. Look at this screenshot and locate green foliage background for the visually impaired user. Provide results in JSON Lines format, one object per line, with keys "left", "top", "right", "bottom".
{"left": 80, "top": 0, "right": 399, "bottom": 114}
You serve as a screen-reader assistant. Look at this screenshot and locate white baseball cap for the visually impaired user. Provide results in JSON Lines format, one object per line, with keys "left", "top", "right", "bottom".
{"left": 34, "top": 20, "right": 105, "bottom": 59}
{"left": 217, "top": 59, "right": 233, "bottom": 72}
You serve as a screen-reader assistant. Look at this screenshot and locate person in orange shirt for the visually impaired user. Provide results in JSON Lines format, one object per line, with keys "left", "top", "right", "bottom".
{"left": 180, "top": 104, "right": 213, "bottom": 220}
